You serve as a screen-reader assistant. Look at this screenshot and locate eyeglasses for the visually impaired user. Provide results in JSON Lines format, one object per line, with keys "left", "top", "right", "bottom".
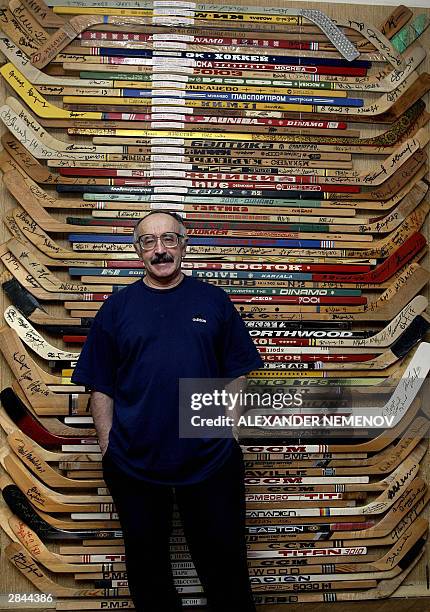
{"left": 136, "top": 232, "right": 185, "bottom": 250}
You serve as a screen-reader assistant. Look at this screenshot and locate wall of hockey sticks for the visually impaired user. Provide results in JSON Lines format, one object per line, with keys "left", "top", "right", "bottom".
{"left": 0, "top": 0, "right": 429, "bottom": 610}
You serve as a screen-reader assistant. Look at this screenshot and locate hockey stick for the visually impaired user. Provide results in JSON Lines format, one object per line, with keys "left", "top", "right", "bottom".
{"left": 2, "top": 363, "right": 94, "bottom": 434}
{"left": 5, "top": 541, "right": 423, "bottom": 601}
{"left": 3, "top": 97, "right": 427, "bottom": 162}
{"left": 4, "top": 305, "right": 80, "bottom": 362}
{"left": 0, "top": 399, "right": 98, "bottom": 458}
{"left": 237, "top": 265, "right": 429, "bottom": 321}
{"left": 13, "top": 166, "right": 428, "bottom": 236}
{"left": 0, "top": 244, "right": 375, "bottom": 307}
{"left": 3, "top": 64, "right": 428, "bottom": 123}
{"left": 0, "top": 34, "right": 413, "bottom": 95}
{"left": 19, "top": 4, "right": 374, "bottom": 66}
{"left": 0, "top": 97, "right": 426, "bottom": 163}
{"left": 51, "top": 148, "right": 428, "bottom": 194}
{"left": 59, "top": 263, "right": 430, "bottom": 321}
{"left": 12, "top": 164, "right": 428, "bottom": 218}
{"left": 0, "top": 479, "right": 390, "bottom": 546}
{"left": 24, "top": 2, "right": 409, "bottom": 69}
{"left": 245, "top": 340, "right": 430, "bottom": 441}
{"left": 1, "top": 444, "right": 362, "bottom": 521}
{"left": 0, "top": 389, "right": 97, "bottom": 446}
{"left": 0, "top": 143, "right": 368, "bottom": 187}
{"left": 243, "top": 433, "right": 428, "bottom": 475}
{"left": 84, "top": 113, "right": 428, "bottom": 156}
{"left": 244, "top": 455, "right": 419, "bottom": 520}
{"left": 6, "top": 428, "right": 103, "bottom": 488}
{"left": 390, "top": 13, "right": 430, "bottom": 53}
{"left": 0, "top": 326, "right": 91, "bottom": 415}
{"left": 0, "top": 316, "right": 82, "bottom": 390}
{"left": 23, "top": 0, "right": 408, "bottom": 50}
{"left": 58, "top": 476, "right": 430, "bottom": 553}
{"left": 0, "top": 276, "right": 392, "bottom": 338}
{"left": 53, "top": 150, "right": 428, "bottom": 200}
{"left": 0, "top": 447, "right": 111, "bottom": 505}
{"left": 6, "top": 202, "right": 418, "bottom": 263}
{"left": 5, "top": 541, "right": 131, "bottom": 597}
{"left": 35, "top": 130, "right": 430, "bottom": 186}
{"left": 23, "top": 197, "right": 429, "bottom": 260}
{"left": 3, "top": 213, "right": 425, "bottom": 276}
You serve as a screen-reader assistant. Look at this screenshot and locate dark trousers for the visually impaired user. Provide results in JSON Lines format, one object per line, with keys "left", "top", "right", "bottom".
{"left": 102, "top": 443, "right": 256, "bottom": 612}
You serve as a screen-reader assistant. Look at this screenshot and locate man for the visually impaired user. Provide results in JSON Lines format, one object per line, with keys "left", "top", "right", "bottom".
{"left": 72, "top": 211, "right": 263, "bottom": 611}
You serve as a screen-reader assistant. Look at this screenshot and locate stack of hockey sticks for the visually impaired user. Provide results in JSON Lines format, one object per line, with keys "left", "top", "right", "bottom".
{"left": 0, "top": 0, "right": 429, "bottom": 608}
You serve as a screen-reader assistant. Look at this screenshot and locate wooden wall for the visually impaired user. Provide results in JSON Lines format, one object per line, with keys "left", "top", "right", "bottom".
{"left": 0, "top": 1, "right": 429, "bottom": 609}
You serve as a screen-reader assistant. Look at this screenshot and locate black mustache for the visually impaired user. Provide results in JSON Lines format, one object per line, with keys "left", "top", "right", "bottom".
{"left": 151, "top": 253, "right": 174, "bottom": 264}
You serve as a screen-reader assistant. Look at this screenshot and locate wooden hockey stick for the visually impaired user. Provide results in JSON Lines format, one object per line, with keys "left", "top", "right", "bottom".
{"left": 18, "top": 0, "right": 65, "bottom": 27}
{"left": 58, "top": 56, "right": 417, "bottom": 95}
{"left": 20, "top": 4, "right": 376, "bottom": 66}
{"left": 237, "top": 265, "right": 429, "bottom": 321}
{"left": 3, "top": 216, "right": 425, "bottom": 282}
{"left": 60, "top": 515, "right": 426, "bottom": 568}
{"left": 243, "top": 432, "right": 428, "bottom": 475}
{"left": 80, "top": 524, "right": 424, "bottom": 582}
{"left": 0, "top": 326, "right": 91, "bottom": 415}
{"left": 23, "top": 128, "right": 429, "bottom": 187}
{"left": 1, "top": 29, "right": 414, "bottom": 94}
{"left": 4, "top": 305, "right": 80, "bottom": 362}
{"left": 0, "top": 442, "right": 362, "bottom": 520}
{"left": 0, "top": 323, "right": 78, "bottom": 389}
{"left": 53, "top": 150, "right": 428, "bottom": 200}
{"left": 3, "top": 97, "right": 427, "bottom": 163}
{"left": 5, "top": 541, "right": 423, "bottom": 601}
{"left": 0, "top": 241, "right": 376, "bottom": 304}
{"left": 12, "top": 167, "right": 428, "bottom": 237}
{"left": 6, "top": 541, "right": 132, "bottom": 597}
{"left": 0, "top": 477, "right": 397, "bottom": 547}
{"left": 84, "top": 111, "right": 428, "bottom": 156}
{"left": 3, "top": 143, "right": 427, "bottom": 222}
{"left": 244, "top": 434, "right": 429, "bottom": 488}
{"left": 63, "top": 186, "right": 424, "bottom": 236}
{"left": 9, "top": 161, "right": 427, "bottom": 219}
{"left": 0, "top": 389, "right": 97, "bottom": 446}
{"left": 248, "top": 488, "right": 429, "bottom": 556}
{"left": 61, "top": 286, "right": 427, "bottom": 331}
{"left": 241, "top": 400, "right": 429, "bottom": 460}
{"left": 0, "top": 401, "right": 99, "bottom": 462}
{"left": 243, "top": 456, "right": 419, "bottom": 521}
{"left": 3, "top": 64, "right": 428, "bottom": 123}
{"left": 60, "top": 262, "right": 430, "bottom": 321}
{"left": 24, "top": 1, "right": 410, "bottom": 69}
{"left": 57, "top": 108, "right": 429, "bottom": 148}
{"left": 0, "top": 143, "right": 365, "bottom": 187}
{"left": 23, "top": 0, "right": 409, "bottom": 48}
{"left": 62, "top": 475, "right": 430, "bottom": 551}
{"left": 0, "top": 449, "right": 112, "bottom": 507}
{"left": 6, "top": 429, "right": 103, "bottom": 488}
{"left": 17, "top": 194, "right": 427, "bottom": 261}
{"left": 1, "top": 203, "right": 406, "bottom": 264}
{"left": 6, "top": 107, "right": 427, "bottom": 169}
{"left": 246, "top": 341, "right": 430, "bottom": 440}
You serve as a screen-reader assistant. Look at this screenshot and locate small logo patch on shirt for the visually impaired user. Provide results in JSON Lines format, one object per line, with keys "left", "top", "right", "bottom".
{"left": 192, "top": 316, "right": 207, "bottom": 323}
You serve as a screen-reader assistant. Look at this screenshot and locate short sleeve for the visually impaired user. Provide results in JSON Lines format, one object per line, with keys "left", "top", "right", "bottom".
{"left": 219, "top": 296, "right": 264, "bottom": 378}
{"left": 71, "top": 304, "right": 118, "bottom": 397}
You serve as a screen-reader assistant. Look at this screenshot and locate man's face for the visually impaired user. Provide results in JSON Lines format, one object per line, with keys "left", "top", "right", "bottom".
{"left": 134, "top": 213, "right": 187, "bottom": 283}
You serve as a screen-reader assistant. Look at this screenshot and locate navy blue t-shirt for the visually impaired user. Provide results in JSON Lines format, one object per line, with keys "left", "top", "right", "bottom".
{"left": 71, "top": 276, "right": 263, "bottom": 484}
